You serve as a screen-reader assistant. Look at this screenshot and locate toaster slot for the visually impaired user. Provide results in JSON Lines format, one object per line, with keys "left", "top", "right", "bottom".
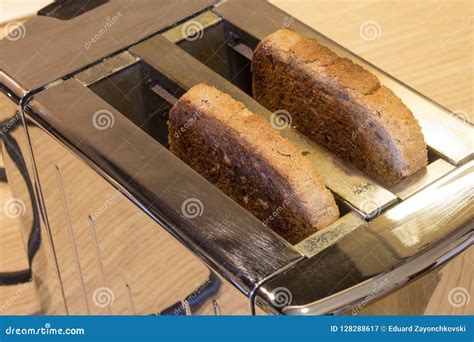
{"left": 88, "top": 62, "right": 173, "bottom": 148}
{"left": 168, "top": 13, "right": 253, "bottom": 96}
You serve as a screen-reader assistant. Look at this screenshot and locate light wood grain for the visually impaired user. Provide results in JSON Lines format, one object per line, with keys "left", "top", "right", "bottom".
{"left": 0, "top": 0, "right": 473, "bottom": 315}
{"left": 425, "top": 248, "right": 473, "bottom": 314}
{"left": 0, "top": 0, "right": 50, "bottom": 24}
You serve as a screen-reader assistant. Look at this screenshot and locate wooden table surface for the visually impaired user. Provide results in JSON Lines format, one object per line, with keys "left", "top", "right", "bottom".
{"left": 0, "top": 0, "right": 472, "bottom": 315}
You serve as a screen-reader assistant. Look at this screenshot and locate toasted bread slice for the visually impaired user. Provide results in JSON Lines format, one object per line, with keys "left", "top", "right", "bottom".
{"left": 252, "top": 29, "right": 427, "bottom": 187}
{"left": 168, "top": 83, "right": 339, "bottom": 244}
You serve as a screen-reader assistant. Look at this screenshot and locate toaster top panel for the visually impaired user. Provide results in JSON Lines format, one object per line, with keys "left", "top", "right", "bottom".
{"left": 0, "top": 0, "right": 216, "bottom": 97}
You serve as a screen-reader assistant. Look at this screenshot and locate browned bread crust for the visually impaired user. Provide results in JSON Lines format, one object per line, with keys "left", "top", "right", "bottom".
{"left": 168, "top": 83, "right": 339, "bottom": 244}
{"left": 252, "top": 29, "right": 428, "bottom": 187}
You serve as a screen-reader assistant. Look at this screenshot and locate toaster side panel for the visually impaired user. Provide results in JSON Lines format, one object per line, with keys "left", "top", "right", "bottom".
{"left": 1, "top": 93, "right": 65, "bottom": 314}
{"left": 23, "top": 118, "right": 251, "bottom": 315}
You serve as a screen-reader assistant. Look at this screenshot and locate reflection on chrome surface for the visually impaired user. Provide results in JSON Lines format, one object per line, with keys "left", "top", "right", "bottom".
{"left": 17, "top": 117, "right": 252, "bottom": 315}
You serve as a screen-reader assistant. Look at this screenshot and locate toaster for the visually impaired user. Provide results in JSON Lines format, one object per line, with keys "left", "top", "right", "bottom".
{"left": 0, "top": 0, "right": 472, "bottom": 315}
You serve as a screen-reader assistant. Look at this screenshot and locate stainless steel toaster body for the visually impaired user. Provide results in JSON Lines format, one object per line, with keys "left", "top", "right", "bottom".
{"left": 0, "top": 0, "right": 472, "bottom": 315}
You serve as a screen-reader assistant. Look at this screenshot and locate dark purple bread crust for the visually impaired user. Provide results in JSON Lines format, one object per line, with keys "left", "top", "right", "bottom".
{"left": 168, "top": 83, "right": 339, "bottom": 244}
{"left": 252, "top": 29, "right": 428, "bottom": 187}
